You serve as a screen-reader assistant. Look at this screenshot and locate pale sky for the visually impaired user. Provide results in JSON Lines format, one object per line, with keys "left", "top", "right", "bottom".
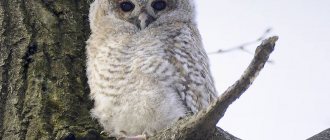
{"left": 196, "top": 0, "right": 330, "bottom": 140}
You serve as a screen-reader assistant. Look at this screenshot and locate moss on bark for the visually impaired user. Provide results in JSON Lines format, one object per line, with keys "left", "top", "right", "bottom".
{"left": 0, "top": 0, "right": 105, "bottom": 139}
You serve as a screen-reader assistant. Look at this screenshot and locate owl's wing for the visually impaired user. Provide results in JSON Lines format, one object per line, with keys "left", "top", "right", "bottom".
{"left": 165, "top": 25, "right": 218, "bottom": 114}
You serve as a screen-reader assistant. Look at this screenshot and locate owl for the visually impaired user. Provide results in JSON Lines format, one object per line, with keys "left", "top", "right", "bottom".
{"left": 86, "top": 0, "right": 217, "bottom": 139}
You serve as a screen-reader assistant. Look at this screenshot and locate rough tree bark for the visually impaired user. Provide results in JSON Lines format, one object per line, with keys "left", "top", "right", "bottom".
{"left": 0, "top": 0, "right": 102, "bottom": 139}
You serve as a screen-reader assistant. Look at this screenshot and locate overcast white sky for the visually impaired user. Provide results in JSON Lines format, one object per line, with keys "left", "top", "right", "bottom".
{"left": 196, "top": 0, "right": 330, "bottom": 140}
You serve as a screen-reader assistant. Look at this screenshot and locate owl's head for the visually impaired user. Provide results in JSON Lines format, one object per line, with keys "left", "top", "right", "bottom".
{"left": 89, "top": 0, "right": 195, "bottom": 33}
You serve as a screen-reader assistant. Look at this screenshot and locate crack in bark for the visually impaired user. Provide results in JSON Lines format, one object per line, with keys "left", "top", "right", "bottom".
{"left": 0, "top": 0, "right": 12, "bottom": 138}
{"left": 0, "top": 49, "right": 13, "bottom": 140}
{"left": 41, "top": 0, "right": 65, "bottom": 59}
{"left": 17, "top": 1, "right": 40, "bottom": 139}
{"left": 20, "top": 1, "right": 56, "bottom": 139}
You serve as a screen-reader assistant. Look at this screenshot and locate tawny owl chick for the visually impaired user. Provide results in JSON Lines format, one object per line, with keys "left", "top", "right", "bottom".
{"left": 86, "top": 0, "right": 217, "bottom": 139}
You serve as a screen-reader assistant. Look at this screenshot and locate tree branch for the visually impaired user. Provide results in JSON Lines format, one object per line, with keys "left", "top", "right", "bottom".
{"left": 209, "top": 28, "right": 272, "bottom": 54}
{"left": 307, "top": 128, "right": 330, "bottom": 140}
{"left": 150, "top": 36, "right": 278, "bottom": 140}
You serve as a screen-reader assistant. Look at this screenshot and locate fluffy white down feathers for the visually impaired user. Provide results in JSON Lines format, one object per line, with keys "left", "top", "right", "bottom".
{"left": 86, "top": 0, "right": 217, "bottom": 138}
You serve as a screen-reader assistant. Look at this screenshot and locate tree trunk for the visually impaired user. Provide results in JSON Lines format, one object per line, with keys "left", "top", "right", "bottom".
{"left": 0, "top": 0, "right": 104, "bottom": 139}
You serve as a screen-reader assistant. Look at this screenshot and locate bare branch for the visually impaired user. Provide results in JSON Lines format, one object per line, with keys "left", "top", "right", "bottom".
{"left": 209, "top": 28, "right": 272, "bottom": 55}
{"left": 307, "top": 128, "right": 330, "bottom": 140}
{"left": 150, "top": 36, "right": 278, "bottom": 140}
{"left": 201, "top": 36, "right": 278, "bottom": 126}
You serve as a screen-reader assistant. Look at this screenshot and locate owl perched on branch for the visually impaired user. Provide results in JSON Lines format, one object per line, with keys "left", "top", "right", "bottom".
{"left": 86, "top": 0, "right": 217, "bottom": 139}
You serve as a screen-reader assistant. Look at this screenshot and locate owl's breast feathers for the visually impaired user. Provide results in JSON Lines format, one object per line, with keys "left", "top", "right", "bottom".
{"left": 87, "top": 0, "right": 216, "bottom": 137}
{"left": 129, "top": 24, "right": 217, "bottom": 113}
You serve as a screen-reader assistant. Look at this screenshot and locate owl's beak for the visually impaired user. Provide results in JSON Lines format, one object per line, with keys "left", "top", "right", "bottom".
{"left": 138, "top": 12, "right": 155, "bottom": 29}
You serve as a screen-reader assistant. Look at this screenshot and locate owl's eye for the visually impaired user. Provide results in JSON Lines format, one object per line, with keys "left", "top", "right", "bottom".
{"left": 120, "top": 1, "right": 135, "bottom": 12}
{"left": 152, "top": 1, "right": 167, "bottom": 11}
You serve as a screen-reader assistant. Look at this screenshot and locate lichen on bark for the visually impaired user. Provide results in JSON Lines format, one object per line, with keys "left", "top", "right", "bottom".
{"left": 0, "top": 0, "right": 103, "bottom": 139}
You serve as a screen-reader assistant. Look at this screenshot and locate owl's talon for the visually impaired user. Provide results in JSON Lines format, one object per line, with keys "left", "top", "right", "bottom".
{"left": 100, "top": 131, "right": 109, "bottom": 136}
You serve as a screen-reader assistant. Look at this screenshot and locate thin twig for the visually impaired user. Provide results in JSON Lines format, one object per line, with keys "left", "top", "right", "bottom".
{"left": 209, "top": 28, "right": 272, "bottom": 55}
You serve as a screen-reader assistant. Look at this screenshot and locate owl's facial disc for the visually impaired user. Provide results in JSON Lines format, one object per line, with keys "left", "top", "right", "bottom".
{"left": 116, "top": 0, "right": 170, "bottom": 30}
